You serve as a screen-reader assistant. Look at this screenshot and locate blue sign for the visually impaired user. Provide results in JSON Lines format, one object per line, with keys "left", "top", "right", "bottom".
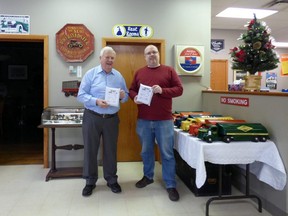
{"left": 112, "top": 24, "right": 153, "bottom": 38}
{"left": 211, "top": 39, "right": 224, "bottom": 52}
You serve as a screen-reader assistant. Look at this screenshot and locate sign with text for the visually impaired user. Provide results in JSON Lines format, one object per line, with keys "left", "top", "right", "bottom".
{"left": 266, "top": 72, "right": 277, "bottom": 89}
{"left": 0, "top": 14, "right": 30, "bottom": 34}
{"left": 280, "top": 54, "right": 288, "bottom": 76}
{"left": 220, "top": 96, "right": 249, "bottom": 107}
{"left": 56, "top": 24, "right": 94, "bottom": 62}
{"left": 112, "top": 24, "right": 153, "bottom": 38}
{"left": 174, "top": 45, "right": 204, "bottom": 76}
{"left": 211, "top": 39, "right": 224, "bottom": 52}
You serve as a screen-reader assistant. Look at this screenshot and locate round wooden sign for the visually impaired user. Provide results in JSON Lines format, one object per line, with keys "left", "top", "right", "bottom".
{"left": 56, "top": 24, "right": 94, "bottom": 62}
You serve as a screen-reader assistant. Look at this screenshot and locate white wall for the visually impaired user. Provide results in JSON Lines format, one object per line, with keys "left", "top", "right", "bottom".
{"left": 2, "top": 0, "right": 211, "bottom": 111}
{"left": 1, "top": 0, "right": 212, "bottom": 163}
{"left": 211, "top": 29, "right": 288, "bottom": 91}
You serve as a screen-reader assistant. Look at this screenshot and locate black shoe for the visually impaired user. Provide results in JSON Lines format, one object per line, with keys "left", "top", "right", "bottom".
{"left": 135, "top": 176, "right": 154, "bottom": 188}
{"left": 82, "top": 184, "right": 96, "bottom": 197}
{"left": 167, "top": 188, "right": 179, "bottom": 201}
{"left": 107, "top": 182, "right": 122, "bottom": 193}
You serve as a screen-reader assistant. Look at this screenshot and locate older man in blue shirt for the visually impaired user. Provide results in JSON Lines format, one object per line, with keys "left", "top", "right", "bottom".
{"left": 77, "top": 46, "right": 129, "bottom": 196}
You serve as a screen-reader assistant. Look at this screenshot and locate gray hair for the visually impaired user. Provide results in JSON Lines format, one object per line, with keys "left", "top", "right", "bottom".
{"left": 100, "top": 46, "right": 116, "bottom": 57}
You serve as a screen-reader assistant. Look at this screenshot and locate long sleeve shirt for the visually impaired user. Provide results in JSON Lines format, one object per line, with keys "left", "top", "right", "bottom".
{"left": 129, "top": 65, "right": 183, "bottom": 120}
{"left": 77, "top": 65, "right": 129, "bottom": 114}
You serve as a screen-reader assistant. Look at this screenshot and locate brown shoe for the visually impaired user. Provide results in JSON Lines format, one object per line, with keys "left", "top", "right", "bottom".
{"left": 135, "top": 176, "right": 154, "bottom": 188}
{"left": 167, "top": 188, "right": 179, "bottom": 201}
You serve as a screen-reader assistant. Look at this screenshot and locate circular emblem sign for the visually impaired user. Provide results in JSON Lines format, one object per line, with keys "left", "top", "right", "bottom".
{"left": 178, "top": 47, "right": 202, "bottom": 73}
{"left": 56, "top": 24, "right": 94, "bottom": 62}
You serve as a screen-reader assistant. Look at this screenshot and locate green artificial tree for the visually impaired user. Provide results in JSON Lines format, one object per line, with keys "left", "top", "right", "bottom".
{"left": 230, "top": 14, "right": 279, "bottom": 75}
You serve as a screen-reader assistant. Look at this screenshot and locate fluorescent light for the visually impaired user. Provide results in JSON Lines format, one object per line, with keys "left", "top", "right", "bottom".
{"left": 272, "top": 42, "right": 288, "bottom": 48}
{"left": 216, "top": 7, "right": 278, "bottom": 19}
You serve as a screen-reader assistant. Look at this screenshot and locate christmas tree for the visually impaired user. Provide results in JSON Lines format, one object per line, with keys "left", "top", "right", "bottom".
{"left": 230, "top": 14, "right": 279, "bottom": 75}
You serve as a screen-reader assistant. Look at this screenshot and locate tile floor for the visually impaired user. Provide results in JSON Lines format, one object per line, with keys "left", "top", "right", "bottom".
{"left": 0, "top": 162, "right": 273, "bottom": 216}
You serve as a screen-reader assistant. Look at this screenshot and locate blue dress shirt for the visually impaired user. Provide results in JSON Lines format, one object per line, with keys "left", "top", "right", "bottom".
{"left": 77, "top": 65, "right": 129, "bottom": 114}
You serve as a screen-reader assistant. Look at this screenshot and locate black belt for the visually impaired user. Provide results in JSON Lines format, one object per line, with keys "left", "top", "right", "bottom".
{"left": 85, "top": 109, "right": 117, "bottom": 118}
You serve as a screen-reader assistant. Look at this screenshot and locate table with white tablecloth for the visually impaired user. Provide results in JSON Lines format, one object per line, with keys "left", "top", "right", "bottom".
{"left": 174, "top": 128, "right": 286, "bottom": 190}
{"left": 173, "top": 128, "right": 287, "bottom": 216}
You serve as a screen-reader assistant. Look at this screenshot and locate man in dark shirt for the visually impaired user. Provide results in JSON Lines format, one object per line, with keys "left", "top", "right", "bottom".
{"left": 129, "top": 44, "right": 183, "bottom": 201}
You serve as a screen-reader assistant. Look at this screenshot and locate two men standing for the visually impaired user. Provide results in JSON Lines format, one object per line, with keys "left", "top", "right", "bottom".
{"left": 77, "top": 45, "right": 183, "bottom": 201}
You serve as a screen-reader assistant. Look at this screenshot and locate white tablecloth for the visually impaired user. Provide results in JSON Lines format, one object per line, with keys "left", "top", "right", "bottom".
{"left": 174, "top": 128, "right": 287, "bottom": 190}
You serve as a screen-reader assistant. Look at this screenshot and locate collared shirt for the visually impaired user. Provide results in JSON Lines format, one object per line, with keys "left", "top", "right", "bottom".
{"left": 77, "top": 65, "right": 129, "bottom": 114}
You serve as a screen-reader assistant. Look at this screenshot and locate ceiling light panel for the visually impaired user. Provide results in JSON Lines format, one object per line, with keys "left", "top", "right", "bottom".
{"left": 216, "top": 7, "right": 278, "bottom": 19}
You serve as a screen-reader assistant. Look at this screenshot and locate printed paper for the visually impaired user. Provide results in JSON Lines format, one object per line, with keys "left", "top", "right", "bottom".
{"left": 105, "top": 86, "right": 120, "bottom": 107}
{"left": 136, "top": 84, "right": 153, "bottom": 106}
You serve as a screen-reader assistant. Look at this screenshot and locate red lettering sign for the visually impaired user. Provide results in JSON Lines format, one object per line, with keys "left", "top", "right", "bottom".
{"left": 220, "top": 96, "right": 249, "bottom": 107}
{"left": 56, "top": 24, "right": 94, "bottom": 62}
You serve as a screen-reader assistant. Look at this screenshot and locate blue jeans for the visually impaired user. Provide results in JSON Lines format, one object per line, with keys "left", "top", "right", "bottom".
{"left": 136, "top": 119, "right": 176, "bottom": 188}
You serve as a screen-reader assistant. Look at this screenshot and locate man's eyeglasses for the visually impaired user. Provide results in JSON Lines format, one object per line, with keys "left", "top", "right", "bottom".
{"left": 145, "top": 51, "right": 158, "bottom": 56}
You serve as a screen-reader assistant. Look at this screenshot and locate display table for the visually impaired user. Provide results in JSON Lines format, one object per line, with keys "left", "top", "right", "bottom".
{"left": 38, "top": 106, "right": 84, "bottom": 181}
{"left": 38, "top": 124, "right": 83, "bottom": 181}
{"left": 174, "top": 128, "right": 286, "bottom": 216}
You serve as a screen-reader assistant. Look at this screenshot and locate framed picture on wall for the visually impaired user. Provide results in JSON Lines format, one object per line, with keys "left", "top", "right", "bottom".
{"left": 0, "top": 14, "right": 30, "bottom": 34}
{"left": 233, "top": 70, "right": 248, "bottom": 83}
{"left": 8, "top": 65, "right": 28, "bottom": 80}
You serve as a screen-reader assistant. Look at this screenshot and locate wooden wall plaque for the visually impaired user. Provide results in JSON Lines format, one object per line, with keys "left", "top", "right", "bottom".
{"left": 56, "top": 24, "right": 94, "bottom": 62}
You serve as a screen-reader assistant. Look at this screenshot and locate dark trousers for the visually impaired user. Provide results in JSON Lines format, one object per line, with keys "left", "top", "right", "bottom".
{"left": 82, "top": 110, "right": 119, "bottom": 185}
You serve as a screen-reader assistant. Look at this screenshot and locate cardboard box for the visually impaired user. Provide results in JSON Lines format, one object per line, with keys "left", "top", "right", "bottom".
{"left": 174, "top": 150, "right": 232, "bottom": 196}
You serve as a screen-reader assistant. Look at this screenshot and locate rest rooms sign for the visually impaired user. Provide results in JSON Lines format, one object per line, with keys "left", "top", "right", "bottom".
{"left": 220, "top": 96, "right": 249, "bottom": 107}
{"left": 112, "top": 24, "right": 153, "bottom": 38}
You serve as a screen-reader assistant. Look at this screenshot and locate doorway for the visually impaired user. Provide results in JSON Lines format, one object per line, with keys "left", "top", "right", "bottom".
{"left": 210, "top": 59, "right": 228, "bottom": 91}
{"left": 102, "top": 38, "right": 165, "bottom": 162}
{"left": 0, "top": 35, "right": 48, "bottom": 166}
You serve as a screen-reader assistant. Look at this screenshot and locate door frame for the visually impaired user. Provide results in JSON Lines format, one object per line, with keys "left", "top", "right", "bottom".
{"left": 0, "top": 34, "right": 49, "bottom": 168}
{"left": 102, "top": 37, "right": 165, "bottom": 65}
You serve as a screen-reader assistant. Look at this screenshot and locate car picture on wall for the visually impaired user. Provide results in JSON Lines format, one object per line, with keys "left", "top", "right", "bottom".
{"left": 0, "top": 14, "right": 30, "bottom": 34}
